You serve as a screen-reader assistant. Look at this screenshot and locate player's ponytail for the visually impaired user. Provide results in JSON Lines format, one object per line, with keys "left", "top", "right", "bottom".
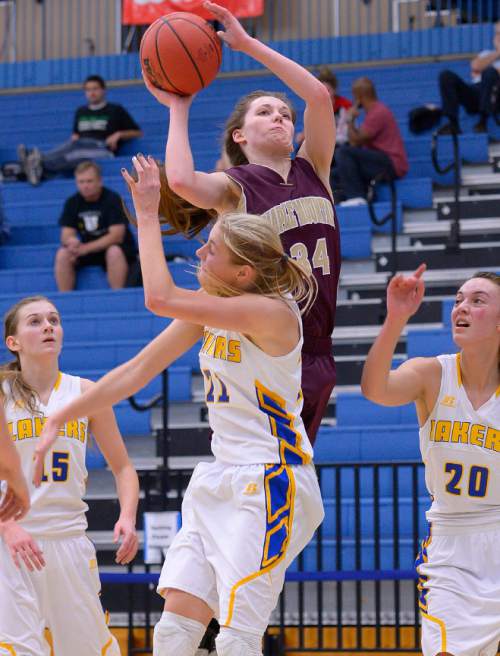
{"left": 0, "top": 296, "right": 51, "bottom": 416}
{"left": 123, "top": 161, "right": 215, "bottom": 238}
{"left": 208, "top": 212, "right": 316, "bottom": 313}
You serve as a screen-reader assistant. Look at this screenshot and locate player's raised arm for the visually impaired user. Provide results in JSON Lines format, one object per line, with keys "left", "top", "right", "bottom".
{"left": 142, "top": 75, "right": 235, "bottom": 213}
{"left": 204, "top": 1, "right": 335, "bottom": 177}
{"left": 361, "top": 264, "right": 432, "bottom": 407}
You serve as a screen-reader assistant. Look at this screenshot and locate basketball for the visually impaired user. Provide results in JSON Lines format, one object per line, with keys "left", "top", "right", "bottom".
{"left": 140, "top": 12, "right": 222, "bottom": 96}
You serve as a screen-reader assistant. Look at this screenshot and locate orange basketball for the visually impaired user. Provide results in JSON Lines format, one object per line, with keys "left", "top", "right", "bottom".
{"left": 140, "top": 12, "right": 222, "bottom": 96}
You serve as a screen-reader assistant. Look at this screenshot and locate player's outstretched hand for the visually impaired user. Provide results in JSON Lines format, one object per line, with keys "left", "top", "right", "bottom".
{"left": 32, "top": 417, "right": 60, "bottom": 487}
{"left": 386, "top": 263, "right": 426, "bottom": 322}
{"left": 0, "top": 476, "right": 30, "bottom": 522}
{"left": 3, "top": 523, "right": 45, "bottom": 571}
{"left": 122, "top": 154, "right": 161, "bottom": 221}
{"left": 113, "top": 517, "right": 139, "bottom": 565}
{"left": 204, "top": 1, "right": 252, "bottom": 51}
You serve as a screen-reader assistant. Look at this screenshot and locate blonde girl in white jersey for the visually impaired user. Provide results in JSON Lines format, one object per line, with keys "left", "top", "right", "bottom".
{"left": 0, "top": 295, "right": 140, "bottom": 656}
{"left": 361, "top": 266, "right": 500, "bottom": 656}
{"left": 34, "top": 155, "right": 324, "bottom": 656}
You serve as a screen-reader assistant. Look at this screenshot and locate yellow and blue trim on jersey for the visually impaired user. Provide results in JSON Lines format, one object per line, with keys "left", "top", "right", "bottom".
{"left": 255, "top": 379, "right": 311, "bottom": 465}
{"left": 415, "top": 525, "right": 448, "bottom": 652}
{"left": 261, "top": 464, "right": 295, "bottom": 568}
{"left": 415, "top": 530, "right": 432, "bottom": 612}
{"left": 224, "top": 463, "right": 296, "bottom": 627}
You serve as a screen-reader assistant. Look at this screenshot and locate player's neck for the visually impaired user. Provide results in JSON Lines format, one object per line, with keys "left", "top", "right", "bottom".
{"left": 459, "top": 347, "right": 499, "bottom": 396}
{"left": 246, "top": 151, "right": 292, "bottom": 179}
{"left": 19, "top": 359, "right": 60, "bottom": 403}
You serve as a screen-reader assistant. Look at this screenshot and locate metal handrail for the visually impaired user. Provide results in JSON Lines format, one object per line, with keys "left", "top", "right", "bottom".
{"left": 366, "top": 175, "right": 398, "bottom": 278}
{"left": 128, "top": 368, "right": 169, "bottom": 469}
{"left": 431, "top": 128, "right": 461, "bottom": 251}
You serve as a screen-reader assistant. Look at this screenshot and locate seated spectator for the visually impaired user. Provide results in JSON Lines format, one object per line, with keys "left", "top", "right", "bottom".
{"left": 296, "top": 67, "right": 352, "bottom": 146}
{"left": 335, "top": 77, "right": 408, "bottom": 206}
{"left": 54, "top": 161, "right": 137, "bottom": 291}
{"left": 18, "top": 75, "right": 142, "bottom": 185}
{"left": 438, "top": 21, "right": 500, "bottom": 134}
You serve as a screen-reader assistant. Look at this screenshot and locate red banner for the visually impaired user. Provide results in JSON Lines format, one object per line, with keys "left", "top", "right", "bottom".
{"left": 122, "top": 0, "right": 264, "bottom": 24}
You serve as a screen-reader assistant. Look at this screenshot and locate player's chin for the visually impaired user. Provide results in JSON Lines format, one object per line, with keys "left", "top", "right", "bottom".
{"left": 451, "top": 327, "right": 471, "bottom": 347}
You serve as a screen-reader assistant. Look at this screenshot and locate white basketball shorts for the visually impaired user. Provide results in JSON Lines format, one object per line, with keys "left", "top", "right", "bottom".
{"left": 157, "top": 460, "right": 324, "bottom": 636}
{"left": 0, "top": 533, "right": 119, "bottom": 656}
{"left": 416, "top": 523, "right": 500, "bottom": 656}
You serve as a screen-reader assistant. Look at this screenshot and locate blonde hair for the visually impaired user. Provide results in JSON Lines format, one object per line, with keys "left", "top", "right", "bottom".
{"left": 202, "top": 212, "right": 316, "bottom": 314}
{"left": 0, "top": 296, "right": 57, "bottom": 415}
{"left": 74, "top": 160, "right": 102, "bottom": 178}
{"left": 223, "top": 90, "right": 297, "bottom": 167}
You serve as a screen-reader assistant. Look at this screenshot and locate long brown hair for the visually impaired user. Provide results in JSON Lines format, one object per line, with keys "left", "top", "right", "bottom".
{"left": 201, "top": 213, "right": 316, "bottom": 314}
{"left": 124, "top": 162, "right": 215, "bottom": 238}
{"left": 0, "top": 296, "right": 57, "bottom": 415}
{"left": 223, "top": 90, "right": 297, "bottom": 167}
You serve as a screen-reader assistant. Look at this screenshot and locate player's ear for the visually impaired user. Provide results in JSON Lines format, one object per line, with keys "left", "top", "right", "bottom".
{"left": 5, "top": 335, "right": 20, "bottom": 352}
{"left": 232, "top": 128, "right": 246, "bottom": 145}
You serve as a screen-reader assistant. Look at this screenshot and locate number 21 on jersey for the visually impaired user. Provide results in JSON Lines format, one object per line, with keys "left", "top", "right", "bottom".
{"left": 202, "top": 369, "right": 230, "bottom": 404}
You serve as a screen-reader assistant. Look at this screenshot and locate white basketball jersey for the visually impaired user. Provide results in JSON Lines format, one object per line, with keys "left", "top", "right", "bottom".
{"left": 419, "top": 353, "right": 500, "bottom": 529}
{"left": 3, "top": 372, "right": 89, "bottom": 537}
{"left": 199, "top": 300, "right": 313, "bottom": 466}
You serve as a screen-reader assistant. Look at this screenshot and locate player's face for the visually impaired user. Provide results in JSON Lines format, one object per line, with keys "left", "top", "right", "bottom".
{"left": 451, "top": 278, "right": 500, "bottom": 348}
{"left": 196, "top": 223, "right": 253, "bottom": 294}
{"left": 236, "top": 96, "right": 294, "bottom": 156}
{"left": 84, "top": 81, "right": 105, "bottom": 105}
{"left": 7, "top": 301, "right": 63, "bottom": 360}
{"left": 76, "top": 169, "right": 103, "bottom": 201}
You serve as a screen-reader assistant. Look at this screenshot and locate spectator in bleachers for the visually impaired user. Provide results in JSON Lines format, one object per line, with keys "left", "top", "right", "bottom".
{"left": 438, "top": 21, "right": 500, "bottom": 134}
{"left": 296, "top": 67, "right": 352, "bottom": 147}
{"left": 54, "top": 161, "right": 137, "bottom": 291}
{"left": 18, "top": 75, "right": 142, "bottom": 186}
{"left": 335, "top": 77, "right": 408, "bottom": 206}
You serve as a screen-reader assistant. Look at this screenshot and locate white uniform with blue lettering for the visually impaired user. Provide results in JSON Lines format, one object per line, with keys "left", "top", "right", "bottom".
{"left": 416, "top": 353, "right": 500, "bottom": 656}
{"left": 158, "top": 301, "right": 324, "bottom": 635}
{"left": 0, "top": 373, "right": 120, "bottom": 656}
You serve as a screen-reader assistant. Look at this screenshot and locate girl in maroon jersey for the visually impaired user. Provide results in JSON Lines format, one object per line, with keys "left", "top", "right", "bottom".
{"left": 144, "top": 0, "right": 340, "bottom": 445}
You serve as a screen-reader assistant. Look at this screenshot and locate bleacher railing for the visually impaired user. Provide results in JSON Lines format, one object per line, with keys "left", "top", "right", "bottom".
{"left": 431, "top": 128, "right": 462, "bottom": 251}
{"left": 0, "top": 0, "right": 498, "bottom": 64}
{"left": 102, "top": 460, "right": 434, "bottom": 654}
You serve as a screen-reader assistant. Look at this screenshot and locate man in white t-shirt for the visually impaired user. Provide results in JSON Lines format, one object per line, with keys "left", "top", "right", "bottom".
{"left": 438, "top": 21, "right": 500, "bottom": 134}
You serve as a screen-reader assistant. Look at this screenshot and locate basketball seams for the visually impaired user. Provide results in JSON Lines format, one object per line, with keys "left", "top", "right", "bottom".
{"left": 141, "top": 12, "right": 222, "bottom": 95}
{"left": 171, "top": 16, "right": 222, "bottom": 67}
{"left": 160, "top": 17, "right": 206, "bottom": 89}
{"left": 154, "top": 22, "right": 185, "bottom": 94}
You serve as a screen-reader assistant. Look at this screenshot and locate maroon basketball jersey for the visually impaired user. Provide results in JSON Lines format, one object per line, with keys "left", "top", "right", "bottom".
{"left": 226, "top": 157, "right": 341, "bottom": 346}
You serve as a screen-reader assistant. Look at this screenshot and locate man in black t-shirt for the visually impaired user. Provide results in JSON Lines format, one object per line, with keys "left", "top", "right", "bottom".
{"left": 18, "top": 75, "right": 142, "bottom": 185}
{"left": 54, "top": 161, "right": 137, "bottom": 291}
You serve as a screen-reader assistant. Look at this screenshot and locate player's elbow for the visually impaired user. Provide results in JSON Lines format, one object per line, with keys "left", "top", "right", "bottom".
{"left": 309, "top": 81, "right": 332, "bottom": 108}
{"left": 144, "top": 293, "right": 169, "bottom": 316}
{"left": 167, "top": 173, "right": 193, "bottom": 199}
{"left": 360, "top": 375, "right": 385, "bottom": 405}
